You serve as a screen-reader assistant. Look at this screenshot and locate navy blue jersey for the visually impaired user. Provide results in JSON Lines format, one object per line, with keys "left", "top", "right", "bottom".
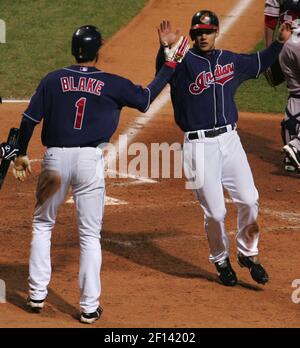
{"left": 156, "top": 41, "right": 283, "bottom": 131}
{"left": 19, "top": 64, "right": 174, "bottom": 152}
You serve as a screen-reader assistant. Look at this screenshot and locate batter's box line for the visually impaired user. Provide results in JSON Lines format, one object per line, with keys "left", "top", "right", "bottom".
{"left": 30, "top": 159, "right": 157, "bottom": 185}
{"left": 225, "top": 198, "right": 300, "bottom": 223}
{"left": 66, "top": 195, "right": 128, "bottom": 206}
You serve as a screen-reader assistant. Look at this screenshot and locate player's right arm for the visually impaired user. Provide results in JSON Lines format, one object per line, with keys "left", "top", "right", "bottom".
{"left": 13, "top": 78, "right": 45, "bottom": 181}
{"left": 115, "top": 64, "right": 174, "bottom": 113}
{"left": 117, "top": 36, "right": 189, "bottom": 112}
{"left": 235, "top": 22, "right": 291, "bottom": 83}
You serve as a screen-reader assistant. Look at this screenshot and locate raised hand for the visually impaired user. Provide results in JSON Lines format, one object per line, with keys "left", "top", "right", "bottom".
{"left": 277, "top": 22, "right": 292, "bottom": 43}
{"left": 158, "top": 20, "right": 180, "bottom": 47}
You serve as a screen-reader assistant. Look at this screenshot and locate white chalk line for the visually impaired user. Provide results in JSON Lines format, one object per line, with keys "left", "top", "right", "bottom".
{"left": 225, "top": 197, "right": 300, "bottom": 225}
{"left": 1, "top": 99, "right": 29, "bottom": 103}
{"left": 30, "top": 158, "right": 156, "bottom": 183}
{"left": 66, "top": 195, "right": 128, "bottom": 206}
{"left": 106, "top": 169, "right": 157, "bottom": 184}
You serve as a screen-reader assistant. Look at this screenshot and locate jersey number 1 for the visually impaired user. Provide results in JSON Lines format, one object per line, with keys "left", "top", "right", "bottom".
{"left": 74, "top": 97, "right": 86, "bottom": 130}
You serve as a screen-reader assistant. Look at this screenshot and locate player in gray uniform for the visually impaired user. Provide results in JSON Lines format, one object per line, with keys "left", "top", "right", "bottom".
{"left": 265, "top": 0, "right": 300, "bottom": 172}
{"left": 281, "top": 30, "right": 300, "bottom": 170}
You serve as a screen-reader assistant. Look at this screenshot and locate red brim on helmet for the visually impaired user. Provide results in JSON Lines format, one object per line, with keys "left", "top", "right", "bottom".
{"left": 190, "top": 24, "right": 219, "bottom": 30}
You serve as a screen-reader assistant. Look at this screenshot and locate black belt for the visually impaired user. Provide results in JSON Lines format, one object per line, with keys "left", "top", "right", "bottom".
{"left": 289, "top": 94, "right": 300, "bottom": 99}
{"left": 188, "top": 124, "right": 235, "bottom": 140}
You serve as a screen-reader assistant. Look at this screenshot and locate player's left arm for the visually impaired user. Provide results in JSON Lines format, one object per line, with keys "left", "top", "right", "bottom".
{"left": 259, "top": 22, "right": 292, "bottom": 72}
{"left": 236, "top": 23, "right": 291, "bottom": 82}
{"left": 116, "top": 64, "right": 174, "bottom": 113}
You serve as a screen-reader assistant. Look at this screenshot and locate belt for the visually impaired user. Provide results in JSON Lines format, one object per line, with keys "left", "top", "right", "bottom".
{"left": 289, "top": 93, "right": 300, "bottom": 99}
{"left": 187, "top": 124, "right": 236, "bottom": 140}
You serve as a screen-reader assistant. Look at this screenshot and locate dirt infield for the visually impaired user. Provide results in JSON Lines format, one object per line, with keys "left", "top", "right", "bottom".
{"left": 1, "top": 0, "right": 300, "bottom": 328}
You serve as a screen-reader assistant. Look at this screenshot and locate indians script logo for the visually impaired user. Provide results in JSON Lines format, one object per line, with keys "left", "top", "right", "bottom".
{"left": 189, "top": 63, "right": 235, "bottom": 95}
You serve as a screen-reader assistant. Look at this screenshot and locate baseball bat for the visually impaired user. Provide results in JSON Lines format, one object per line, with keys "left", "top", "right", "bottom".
{"left": 0, "top": 127, "right": 20, "bottom": 190}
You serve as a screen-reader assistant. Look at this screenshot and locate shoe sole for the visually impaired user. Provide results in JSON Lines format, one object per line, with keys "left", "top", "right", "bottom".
{"left": 27, "top": 301, "right": 44, "bottom": 313}
{"left": 80, "top": 315, "right": 100, "bottom": 324}
{"left": 217, "top": 273, "right": 238, "bottom": 286}
{"left": 283, "top": 145, "right": 300, "bottom": 169}
{"left": 218, "top": 279, "right": 237, "bottom": 286}
{"left": 284, "top": 165, "right": 298, "bottom": 173}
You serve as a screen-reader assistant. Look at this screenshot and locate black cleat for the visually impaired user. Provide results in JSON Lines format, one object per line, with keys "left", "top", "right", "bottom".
{"left": 237, "top": 253, "right": 269, "bottom": 285}
{"left": 215, "top": 258, "right": 238, "bottom": 286}
{"left": 27, "top": 297, "right": 45, "bottom": 313}
{"left": 283, "top": 145, "right": 300, "bottom": 171}
{"left": 80, "top": 306, "right": 103, "bottom": 324}
{"left": 283, "top": 155, "right": 298, "bottom": 173}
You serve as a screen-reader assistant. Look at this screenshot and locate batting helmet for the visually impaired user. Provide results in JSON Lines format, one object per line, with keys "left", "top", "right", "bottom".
{"left": 189, "top": 10, "right": 219, "bottom": 40}
{"left": 72, "top": 25, "right": 102, "bottom": 62}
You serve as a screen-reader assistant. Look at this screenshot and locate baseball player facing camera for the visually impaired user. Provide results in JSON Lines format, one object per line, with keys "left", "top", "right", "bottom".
{"left": 156, "top": 11, "right": 291, "bottom": 286}
{"left": 13, "top": 25, "right": 189, "bottom": 323}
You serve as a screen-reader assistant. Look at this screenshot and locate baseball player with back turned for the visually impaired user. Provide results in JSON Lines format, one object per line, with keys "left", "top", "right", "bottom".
{"left": 12, "top": 25, "right": 189, "bottom": 323}
{"left": 264, "top": 0, "right": 300, "bottom": 173}
{"left": 156, "top": 11, "right": 291, "bottom": 286}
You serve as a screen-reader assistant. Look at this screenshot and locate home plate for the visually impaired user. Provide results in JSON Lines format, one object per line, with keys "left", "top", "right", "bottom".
{"left": 66, "top": 196, "right": 128, "bottom": 205}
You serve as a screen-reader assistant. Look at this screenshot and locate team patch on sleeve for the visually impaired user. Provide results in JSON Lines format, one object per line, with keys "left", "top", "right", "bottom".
{"left": 60, "top": 76, "right": 105, "bottom": 96}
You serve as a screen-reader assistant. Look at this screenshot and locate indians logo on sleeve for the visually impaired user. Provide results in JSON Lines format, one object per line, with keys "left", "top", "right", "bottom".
{"left": 189, "top": 63, "right": 235, "bottom": 95}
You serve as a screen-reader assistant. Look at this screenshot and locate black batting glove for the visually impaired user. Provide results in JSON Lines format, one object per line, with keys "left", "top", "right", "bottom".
{"left": 0, "top": 143, "right": 20, "bottom": 160}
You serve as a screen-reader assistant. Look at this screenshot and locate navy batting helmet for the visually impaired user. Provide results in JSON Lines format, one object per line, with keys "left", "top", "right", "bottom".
{"left": 189, "top": 10, "right": 219, "bottom": 40}
{"left": 72, "top": 25, "right": 102, "bottom": 62}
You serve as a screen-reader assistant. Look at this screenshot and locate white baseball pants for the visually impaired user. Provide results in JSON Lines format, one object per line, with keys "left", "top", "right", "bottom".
{"left": 28, "top": 147, "right": 105, "bottom": 314}
{"left": 183, "top": 129, "right": 259, "bottom": 264}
